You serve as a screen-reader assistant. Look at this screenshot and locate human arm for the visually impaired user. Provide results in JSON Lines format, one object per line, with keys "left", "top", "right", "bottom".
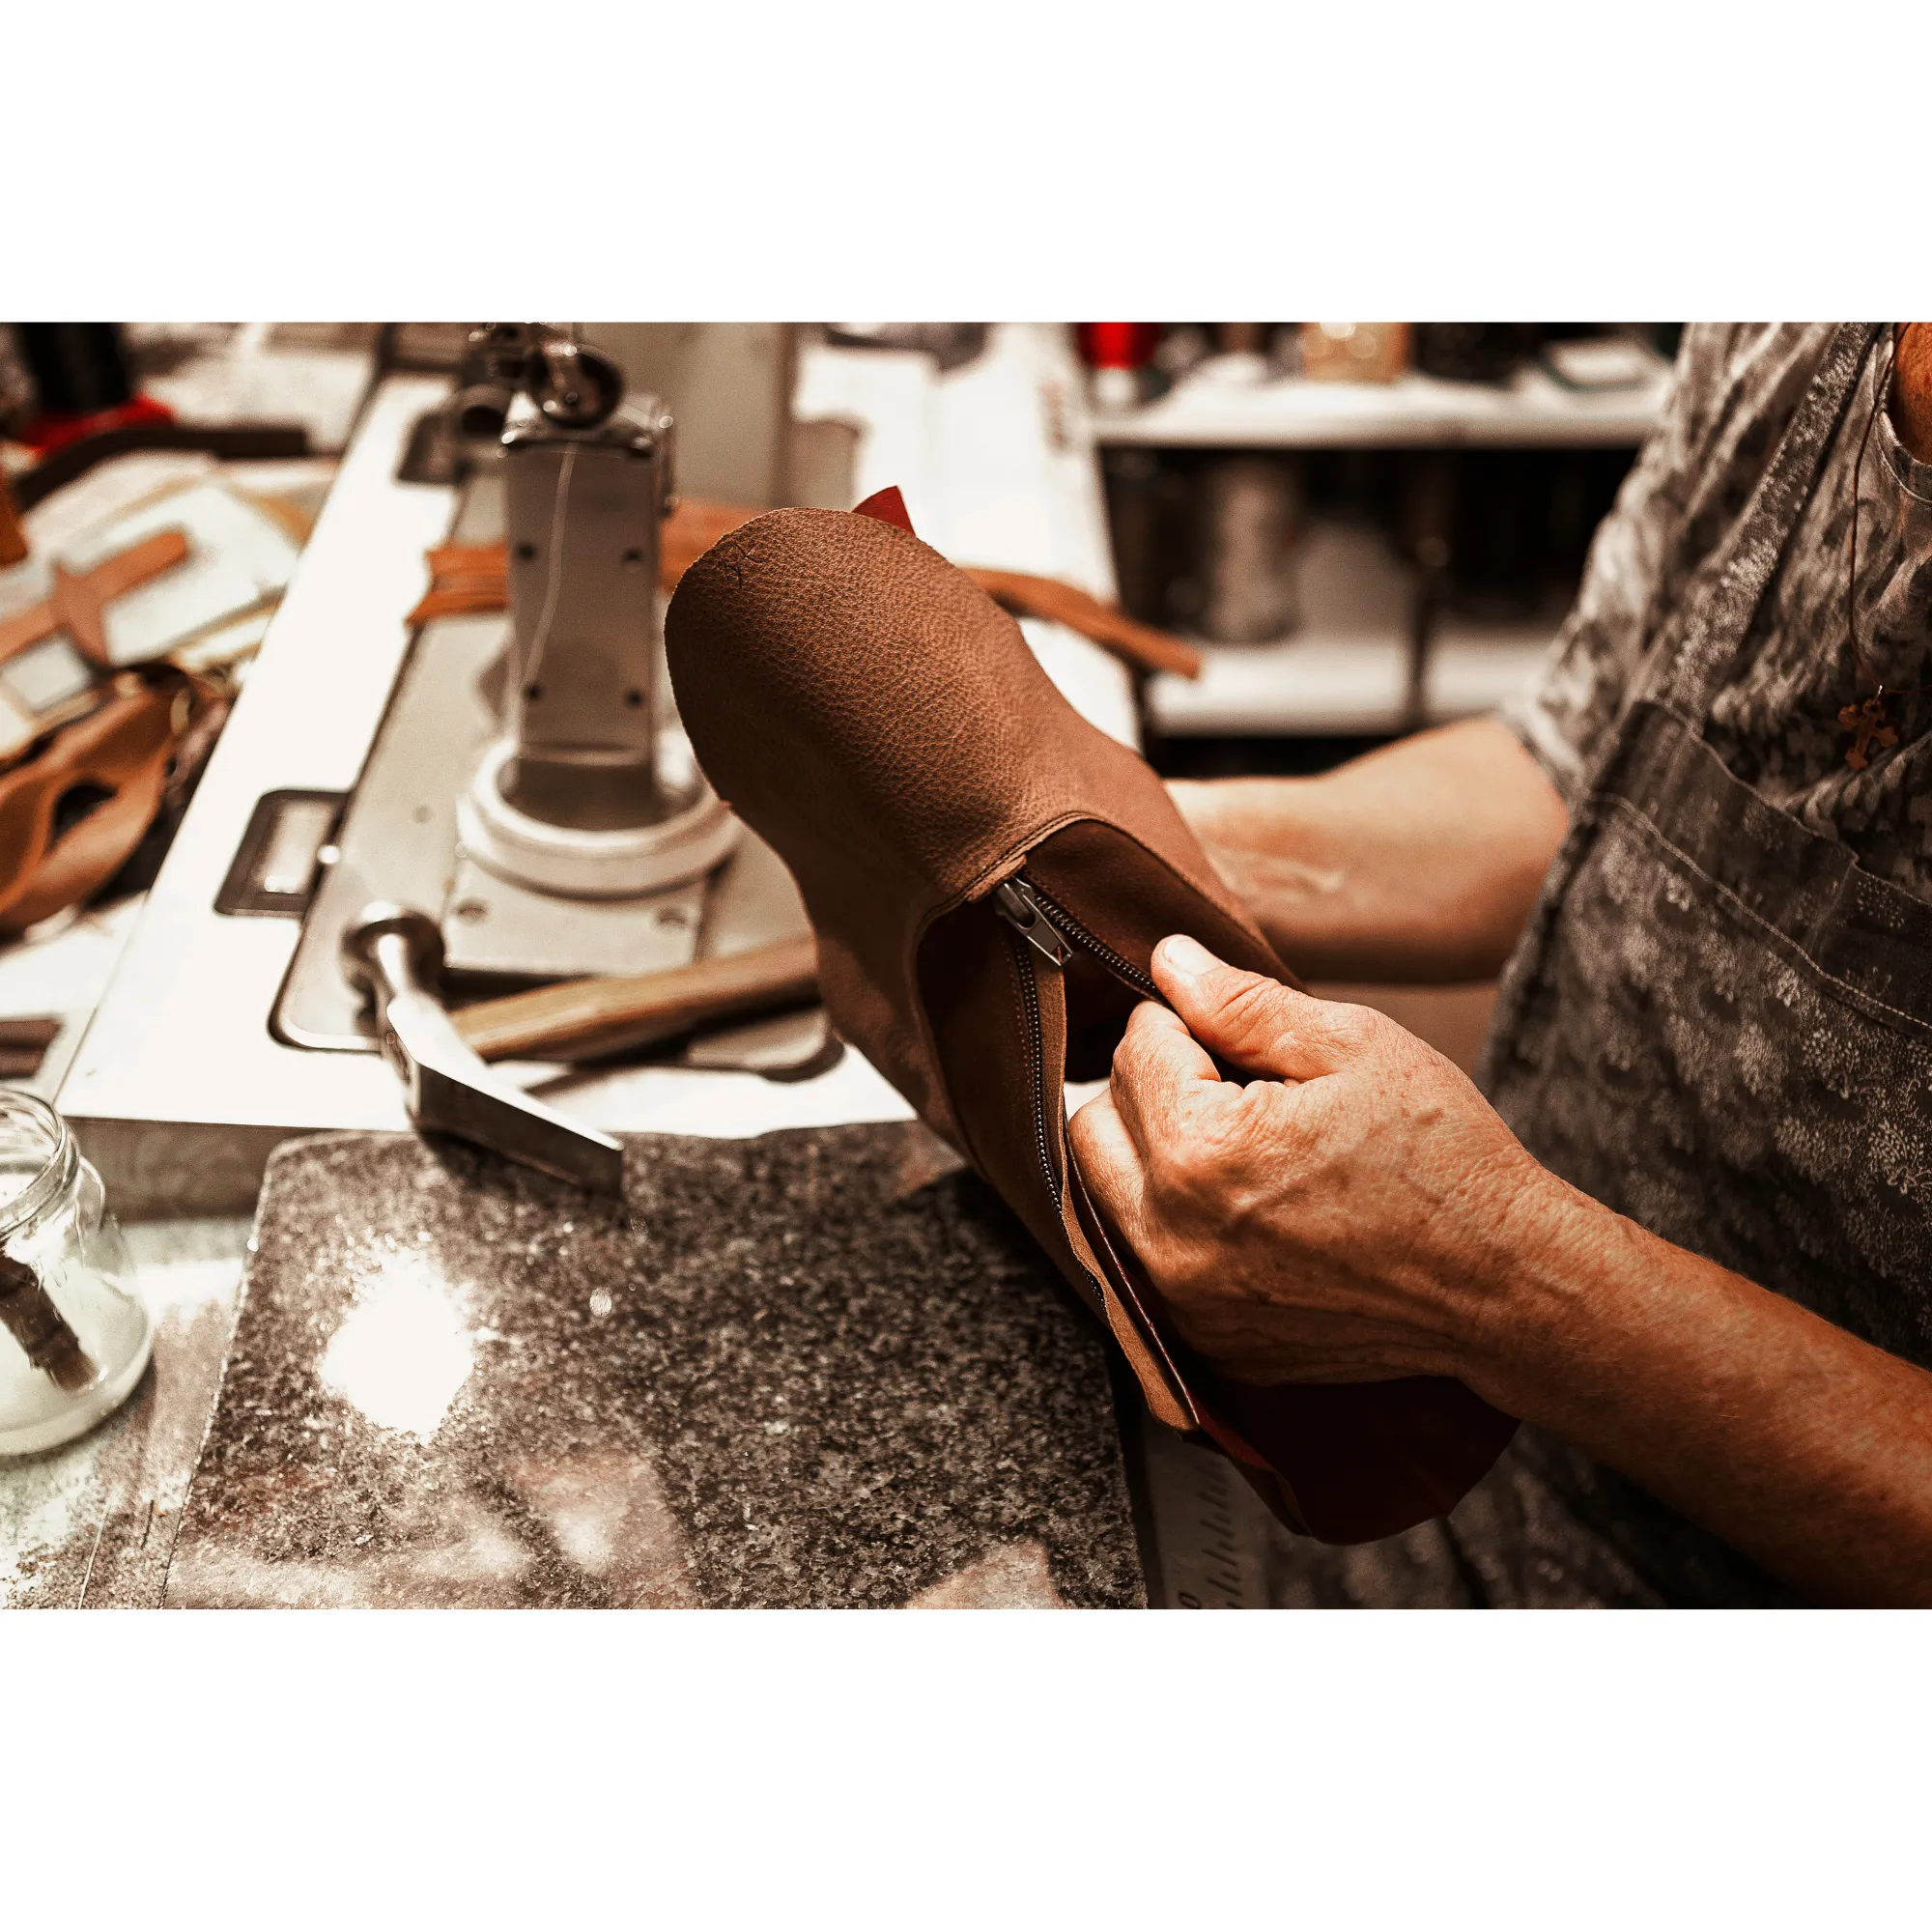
{"left": 1067, "top": 936, "right": 1932, "bottom": 1607}
{"left": 1893, "top": 323, "right": 1932, "bottom": 460}
{"left": 1168, "top": 717, "right": 1568, "bottom": 984}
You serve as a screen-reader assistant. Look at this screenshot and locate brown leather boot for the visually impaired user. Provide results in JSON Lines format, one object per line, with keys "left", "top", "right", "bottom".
{"left": 667, "top": 494, "right": 1515, "bottom": 1543}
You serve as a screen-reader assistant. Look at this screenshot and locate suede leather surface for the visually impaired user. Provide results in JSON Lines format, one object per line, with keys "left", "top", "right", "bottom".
{"left": 668, "top": 506, "right": 1515, "bottom": 1542}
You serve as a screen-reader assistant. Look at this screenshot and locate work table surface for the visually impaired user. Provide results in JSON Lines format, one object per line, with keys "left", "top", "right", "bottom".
{"left": 3, "top": 1123, "right": 1146, "bottom": 1608}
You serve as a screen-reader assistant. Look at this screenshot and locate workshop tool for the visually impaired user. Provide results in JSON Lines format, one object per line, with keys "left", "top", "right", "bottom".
{"left": 340, "top": 902, "right": 624, "bottom": 1197}
{"left": 276, "top": 330, "right": 822, "bottom": 1073}
{"left": 667, "top": 491, "right": 1517, "bottom": 1545}
{"left": 440, "top": 327, "right": 739, "bottom": 979}
{"left": 452, "top": 932, "right": 818, "bottom": 1065}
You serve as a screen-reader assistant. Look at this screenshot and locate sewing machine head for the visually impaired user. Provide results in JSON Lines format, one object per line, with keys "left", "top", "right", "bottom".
{"left": 448, "top": 326, "right": 739, "bottom": 978}
{"left": 270, "top": 326, "right": 818, "bottom": 1064}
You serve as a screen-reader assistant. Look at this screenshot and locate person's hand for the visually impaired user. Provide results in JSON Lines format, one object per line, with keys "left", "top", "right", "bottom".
{"left": 1067, "top": 934, "right": 1575, "bottom": 1389}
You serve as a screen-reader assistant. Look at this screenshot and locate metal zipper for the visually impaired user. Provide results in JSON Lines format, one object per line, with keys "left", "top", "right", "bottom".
{"left": 1003, "top": 923, "right": 1062, "bottom": 1204}
{"left": 992, "top": 869, "right": 1200, "bottom": 1429}
{"left": 994, "top": 873, "right": 1159, "bottom": 1001}
{"left": 994, "top": 867, "right": 1155, "bottom": 1222}
{"left": 996, "top": 889, "right": 1169, "bottom": 1362}
{"left": 993, "top": 878, "right": 1070, "bottom": 967}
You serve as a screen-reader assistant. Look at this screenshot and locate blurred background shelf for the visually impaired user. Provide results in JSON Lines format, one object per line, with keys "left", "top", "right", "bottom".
{"left": 1144, "top": 520, "right": 1558, "bottom": 738}
{"left": 1093, "top": 350, "right": 1669, "bottom": 451}
{"left": 1080, "top": 325, "right": 1671, "bottom": 754}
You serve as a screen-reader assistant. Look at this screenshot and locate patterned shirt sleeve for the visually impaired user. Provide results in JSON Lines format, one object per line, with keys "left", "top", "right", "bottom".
{"left": 1504, "top": 327, "right": 1738, "bottom": 804}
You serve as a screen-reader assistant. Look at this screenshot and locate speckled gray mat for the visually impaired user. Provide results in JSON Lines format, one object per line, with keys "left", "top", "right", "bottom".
{"left": 165, "top": 1124, "right": 1145, "bottom": 1608}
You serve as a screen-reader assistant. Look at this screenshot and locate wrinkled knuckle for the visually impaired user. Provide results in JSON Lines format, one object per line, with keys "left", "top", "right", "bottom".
{"left": 1115, "top": 1002, "right": 1165, "bottom": 1063}
{"left": 1159, "top": 1122, "right": 1240, "bottom": 1209}
{"left": 1321, "top": 1000, "right": 1379, "bottom": 1053}
{"left": 1216, "top": 970, "right": 1288, "bottom": 1042}
{"left": 1188, "top": 1103, "right": 1246, "bottom": 1167}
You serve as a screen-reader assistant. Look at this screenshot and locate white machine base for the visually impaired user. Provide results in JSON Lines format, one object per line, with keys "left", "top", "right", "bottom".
{"left": 457, "top": 734, "right": 740, "bottom": 900}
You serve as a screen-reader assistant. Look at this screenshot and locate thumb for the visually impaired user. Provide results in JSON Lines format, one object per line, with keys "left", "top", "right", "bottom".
{"left": 1151, "top": 933, "right": 1364, "bottom": 1082}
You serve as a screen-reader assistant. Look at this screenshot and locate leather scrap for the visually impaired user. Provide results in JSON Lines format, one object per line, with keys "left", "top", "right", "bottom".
{"left": 408, "top": 497, "right": 1204, "bottom": 681}
{"left": 0, "top": 668, "right": 214, "bottom": 932}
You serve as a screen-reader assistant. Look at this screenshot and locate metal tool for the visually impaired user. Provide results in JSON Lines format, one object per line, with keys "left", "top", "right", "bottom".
{"left": 341, "top": 901, "right": 624, "bottom": 1197}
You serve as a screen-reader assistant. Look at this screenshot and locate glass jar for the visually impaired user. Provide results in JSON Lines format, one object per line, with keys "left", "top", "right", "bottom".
{"left": 0, "top": 1090, "right": 151, "bottom": 1456}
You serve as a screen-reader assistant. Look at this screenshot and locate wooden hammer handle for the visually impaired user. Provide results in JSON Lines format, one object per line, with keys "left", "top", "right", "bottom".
{"left": 452, "top": 934, "right": 819, "bottom": 1064}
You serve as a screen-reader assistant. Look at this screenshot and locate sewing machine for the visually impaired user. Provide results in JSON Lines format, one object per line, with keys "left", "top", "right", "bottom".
{"left": 279, "top": 328, "right": 825, "bottom": 1108}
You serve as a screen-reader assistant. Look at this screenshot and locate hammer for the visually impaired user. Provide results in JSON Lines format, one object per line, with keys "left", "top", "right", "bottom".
{"left": 342, "top": 902, "right": 626, "bottom": 1198}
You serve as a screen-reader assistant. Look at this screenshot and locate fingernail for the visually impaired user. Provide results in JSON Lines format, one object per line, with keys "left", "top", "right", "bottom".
{"left": 1157, "top": 934, "right": 1219, "bottom": 980}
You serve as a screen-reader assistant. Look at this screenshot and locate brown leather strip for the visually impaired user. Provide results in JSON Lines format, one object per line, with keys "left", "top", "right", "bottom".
{"left": 1064, "top": 1151, "right": 1199, "bottom": 1434}
{"left": 0, "top": 673, "right": 188, "bottom": 931}
{"left": 53, "top": 526, "right": 191, "bottom": 662}
{"left": 968, "top": 568, "right": 1203, "bottom": 679}
{"left": 409, "top": 504, "right": 1205, "bottom": 679}
{"left": 0, "top": 600, "right": 59, "bottom": 667}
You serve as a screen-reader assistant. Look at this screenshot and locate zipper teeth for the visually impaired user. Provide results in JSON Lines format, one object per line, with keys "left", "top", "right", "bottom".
{"left": 1007, "top": 924, "right": 1111, "bottom": 1311}
{"left": 1008, "top": 928, "right": 1060, "bottom": 1202}
{"left": 1017, "top": 873, "right": 1160, "bottom": 1000}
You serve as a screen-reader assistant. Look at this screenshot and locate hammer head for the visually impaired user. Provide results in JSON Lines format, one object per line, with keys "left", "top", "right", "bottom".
{"left": 340, "top": 898, "right": 626, "bottom": 1199}
{"left": 341, "top": 900, "right": 443, "bottom": 1001}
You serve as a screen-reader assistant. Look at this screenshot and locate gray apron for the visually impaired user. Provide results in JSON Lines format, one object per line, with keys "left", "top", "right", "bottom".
{"left": 1268, "top": 324, "right": 1928, "bottom": 1607}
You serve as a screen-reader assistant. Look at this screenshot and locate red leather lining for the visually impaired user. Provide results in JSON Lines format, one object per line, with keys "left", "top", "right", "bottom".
{"left": 852, "top": 485, "right": 916, "bottom": 535}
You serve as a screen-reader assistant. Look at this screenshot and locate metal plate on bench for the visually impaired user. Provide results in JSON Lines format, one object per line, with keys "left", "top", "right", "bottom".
{"left": 271, "top": 604, "right": 824, "bottom": 1071}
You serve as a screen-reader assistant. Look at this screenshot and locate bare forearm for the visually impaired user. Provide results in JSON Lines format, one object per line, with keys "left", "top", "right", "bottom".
{"left": 1468, "top": 1183, "right": 1932, "bottom": 1606}
{"left": 1169, "top": 717, "right": 1569, "bottom": 983}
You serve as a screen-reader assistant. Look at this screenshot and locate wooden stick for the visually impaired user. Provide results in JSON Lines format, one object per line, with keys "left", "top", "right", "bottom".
{"left": 452, "top": 934, "right": 819, "bottom": 1064}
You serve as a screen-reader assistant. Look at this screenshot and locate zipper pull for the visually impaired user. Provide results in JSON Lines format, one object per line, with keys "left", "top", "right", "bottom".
{"left": 993, "top": 878, "right": 1071, "bottom": 966}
